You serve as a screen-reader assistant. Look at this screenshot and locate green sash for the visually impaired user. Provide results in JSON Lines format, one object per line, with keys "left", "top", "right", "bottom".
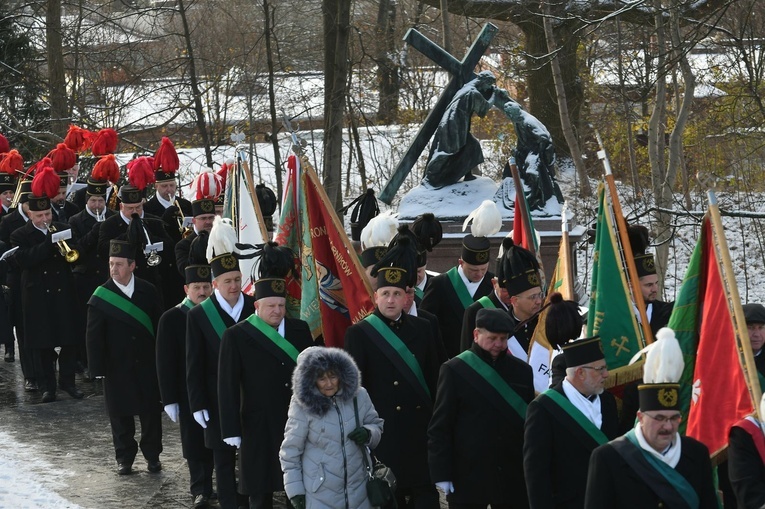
{"left": 446, "top": 267, "right": 474, "bottom": 309}
{"left": 180, "top": 297, "right": 194, "bottom": 310}
{"left": 477, "top": 295, "right": 496, "bottom": 309}
{"left": 758, "top": 371, "right": 765, "bottom": 393}
{"left": 624, "top": 430, "right": 699, "bottom": 509}
{"left": 541, "top": 389, "right": 608, "bottom": 446}
{"left": 457, "top": 350, "right": 527, "bottom": 419}
{"left": 200, "top": 297, "right": 227, "bottom": 341}
{"left": 246, "top": 314, "right": 300, "bottom": 363}
{"left": 414, "top": 287, "right": 424, "bottom": 301}
{"left": 364, "top": 314, "right": 431, "bottom": 398}
{"left": 91, "top": 286, "right": 154, "bottom": 335}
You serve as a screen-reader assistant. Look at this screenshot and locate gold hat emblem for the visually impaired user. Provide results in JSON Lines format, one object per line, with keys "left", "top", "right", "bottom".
{"left": 94, "top": 185, "right": 105, "bottom": 194}
{"left": 475, "top": 250, "right": 489, "bottom": 263}
{"left": 643, "top": 256, "right": 655, "bottom": 272}
{"left": 200, "top": 200, "right": 214, "bottom": 213}
{"left": 36, "top": 199, "right": 48, "bottom": 209}
{"left": 271, "top": 280, "right": 285, "bottom": 293}
{"left": 374, "top": 247, "right": 386, "bottom": 261}
{"left": 197, "top": 266, "right": 210, "bottom": 279}
{"left": 384, "top": 268, "right": 402, "bottom": 284}
{"left": 221, "top": 255, "right": 237, "bottom": 270}
{"left": 658, "top": 387, "right": 678, "bottom": 407}
{"left": 110, "top": 242, "right": 122, "bottom": 255}
{"left": 528, "top": 271, "right": 540, "bottom": 286}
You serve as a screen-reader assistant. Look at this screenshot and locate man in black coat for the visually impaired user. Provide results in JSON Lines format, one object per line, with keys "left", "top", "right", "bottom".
{"left": 346, "top": 265, "right": 441, "bottom": 509}
{"left": 186, "top": 236, "right": 256, "bottom": 509}
{"left": 218, "top": 273, "right": 313, "bottom": 509}
{"left": 156, "top": 264, "right": 215, "bottom": 508}
{"left": 86, "top": 239, "right": 164, "bottom": 475}
{"left": 429, "top": 308, "right": 534, "bottom": 509}
{"left": 728, "top": 403, "right": 765, "bottom": 508}
{"left": 523, "top": 336, "right": 619, "bottom": 509}
{"left": 175, "top": 197, "right": 216, "bottom": 275}
{"left": 11, "top": 191, "right": 83, "bottom": 402}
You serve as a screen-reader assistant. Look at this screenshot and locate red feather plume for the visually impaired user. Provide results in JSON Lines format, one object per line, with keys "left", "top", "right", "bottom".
{"left": 153, "top": 137, "right": 179, "bottom": 173}
{"left": 0, "top": 134, "right": 9, "bottom": 154}
{"left": 91, "top": 128, "right": 118, "bottom": 156}
{"left": 32, "top": 163, "right": 60, "bottom": 199}
{"left": 92, "top": 154, "right": 120, "bottom": 183}
{"left": 127, "top": 156, "right": 156, "bottom": 191}
{"left": 217, "top": 162, "right": 229, "bottom": 188}
{"left": 47, "top": 143, "right": 76, "bottom": 173}
{"left": 0, "top": 150, "right": 24, "bottom": 175}
{"left": 64, "top": 125, "right": 93, "bottom": 153}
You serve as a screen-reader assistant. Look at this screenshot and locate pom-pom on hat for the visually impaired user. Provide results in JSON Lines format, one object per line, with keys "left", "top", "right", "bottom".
{"left": 63, "top": 125, "right": 93, "bottom": 153}
{"left": 29, "top": 162, "right": 60, "bottom": 211}
{"left": 153, "top": 137, "right": 180, "bottom": 182}
{"left": 0, "top": 134, "right": 9, "bottom": 154}
{"left": 252, "top": 241, "right": 295, "bottom": 300}
{"left": 360, "top": 210, "right": 398, "bottom": 268}
{"left": 638, "top": 327, "right": 684, "bottom": 412}
{"left": 497, "top": 237, "right": 541, "bottom": 296}
{"left": 462, "top": 200, "right": 502, "bottom": 266}
{"left": 371, "top": 226, "right": 419, "bottom": 289}
{"left": 345, "top": 188, "right": 379, "bottom": 242}
{"left": 47, "top": 143, "right": 76, "bottom": 173}
{"left": 544, "top": 292, "right": 584, "bottom": 349}
{"left": 90, "top": 128, "right": 119, "bottom": 156}
{"left": 0, "top": 150, "right": 23, "bottom": 192}
{"left": 190, "top": 170, "right": 222, "bottom": 217}
{"left": 215, "top": 162, "right": 230, "bottom": 205}
{"left": 122, "top": 156, "right": 155, "bottom": 202}
{"left": 88, "top": 154, "right": 120, "bottom": 197}
{"left": 207, "top": 216, "right": 240, "bottom": 278}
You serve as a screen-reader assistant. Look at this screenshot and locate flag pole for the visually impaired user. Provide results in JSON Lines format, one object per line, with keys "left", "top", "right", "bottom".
{"left": 560, "top": 201, "right": 574, "bottom": 301}
{"left": 707, "top": 189, "right": 762, "bottom": 417}
{"left": 236, "top": 146, "right": 270, "bottom": 242}
{"left": 596, "top": 132, "right": 653, "bottom": 346}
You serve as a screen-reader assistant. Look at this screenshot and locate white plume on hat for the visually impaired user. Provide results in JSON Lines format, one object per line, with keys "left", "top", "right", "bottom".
{"left": 206, "top": 216, "right": 239, "bottom": 262}
{"left": 360, "top": 210, "right": 398, "bottom": 250}
{"left": 463, "top": 200, "right": 502, "bottom": 238}
{"left": 642, "top": 327, "right": 684, "bottom": 384}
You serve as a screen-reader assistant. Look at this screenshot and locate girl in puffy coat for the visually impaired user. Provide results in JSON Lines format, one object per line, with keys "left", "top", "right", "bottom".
{"left": 280, "top": 346, "right": 384, "bottom": 509}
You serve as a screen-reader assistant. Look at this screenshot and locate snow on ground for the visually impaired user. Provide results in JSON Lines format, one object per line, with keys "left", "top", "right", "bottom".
{"left": 0, "top": 430, "right": 84, "bottom": 509}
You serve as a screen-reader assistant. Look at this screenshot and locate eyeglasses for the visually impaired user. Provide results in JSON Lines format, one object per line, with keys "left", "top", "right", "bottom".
{"left": 519, "top": 292, "right": 544, "bottom": 301}
{"left": 580, "top": 365, "right": 608, "bottom": 374}
{"left": 643, "top": 413, "right": 683, "bottom": 424}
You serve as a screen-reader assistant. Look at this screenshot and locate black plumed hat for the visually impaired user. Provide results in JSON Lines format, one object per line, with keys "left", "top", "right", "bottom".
{"left": 544, "top": 292, "right": 583, "bottom": 349}
{"left": 371, "top": 226, "right": 419, "bottom": 288}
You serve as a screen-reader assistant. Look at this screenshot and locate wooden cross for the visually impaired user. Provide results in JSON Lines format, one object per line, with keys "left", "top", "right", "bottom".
{"left": 378, "top": 23, "right": 499, "bottom": 204}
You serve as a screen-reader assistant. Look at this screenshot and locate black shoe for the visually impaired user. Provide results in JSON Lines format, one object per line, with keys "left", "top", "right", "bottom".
{"left": 117, "top": 462, "right": 133, "bottom": 475}
{"left": 4, "top": 351, "right": 13, "bottom": 362}
{"left": 24, "top": 380, "right": 38, "bottom": 392}
{"left": 147, "top": 460, "right": 162, "bottom": 473}
{"left": 193, "top": 494, "right": 210, "bottom": 508}
{"left": 60, "top": 385, "right": 84, "bottom": 399}
{"left": 75, "top": 361, "right": 85, "bottom": 375}
{"left": 41, "top": 391, "right": 56, "bottom": 403}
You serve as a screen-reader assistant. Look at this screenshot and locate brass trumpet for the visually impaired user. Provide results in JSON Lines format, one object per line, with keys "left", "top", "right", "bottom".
{"left": 174, "top": 199, "right": 193, "bottom": 238}
{"left": 44, "top": 222, "right": 79, "bottom": 263}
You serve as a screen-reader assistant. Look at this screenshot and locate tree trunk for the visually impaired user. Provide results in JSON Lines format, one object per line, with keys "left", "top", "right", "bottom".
{"left": 263, "top": 0, "right": 282, "bottom": 200}
{"left": 46, "top": 0, "right": 68, "bottom": 138}
{"left": 375, "top": 0, "right": 400, "bottom": 124}
{"left": 178, "top": 0, "right": 213, "bottom": 168}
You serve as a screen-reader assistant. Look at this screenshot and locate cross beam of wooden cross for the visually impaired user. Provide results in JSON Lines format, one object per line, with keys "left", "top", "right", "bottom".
{"left": 378, "top": 23, "right": 499, "bottom": 205}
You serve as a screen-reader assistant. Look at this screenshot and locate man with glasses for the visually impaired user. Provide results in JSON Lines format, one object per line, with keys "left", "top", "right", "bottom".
{"left": 523, "top": 335, "right": 619, "bottom": 509}
{"left": 584, "top": 328, "right": 717, "bottom": 508}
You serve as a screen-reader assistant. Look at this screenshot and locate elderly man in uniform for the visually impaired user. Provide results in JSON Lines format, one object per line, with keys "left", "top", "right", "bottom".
{"left": 585, "top": 328, "right": 717, "bottom": 508}
{"left": 429, "top": 307, "right": 534, "bottom": 509}
{"left": 87, "top": 239, "right": 164, "bottom": 474}
{"left": 523, "top": 335, "right": 619, "bottom": 509}
{"left": 218, "top": 242, "right": 314, "bottom": 509}
{"left": 186, "top": 217, "right": 256, "bottom": 509}
{"left": 156, "top": 260, "right": 215, "bottom": 508}
{"left": 346, "top": 257, "right": 441, "bottom": 509}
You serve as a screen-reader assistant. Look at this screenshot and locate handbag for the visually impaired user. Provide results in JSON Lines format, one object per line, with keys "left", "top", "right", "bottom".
{"left": 353, "top": 397, "right": 397, "bottom": 508}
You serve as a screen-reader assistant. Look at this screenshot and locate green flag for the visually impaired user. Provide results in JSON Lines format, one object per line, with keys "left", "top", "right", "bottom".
{"left": 587, "top": 183, "right": 643, "bottom": 380}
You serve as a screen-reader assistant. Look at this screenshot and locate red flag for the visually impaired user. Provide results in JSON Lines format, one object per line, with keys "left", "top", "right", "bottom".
{"left": 303, "top": 165, "right": 374, "bottom": 346}
{"left": 686, "top": 219, "right": 754, "bottom": 456}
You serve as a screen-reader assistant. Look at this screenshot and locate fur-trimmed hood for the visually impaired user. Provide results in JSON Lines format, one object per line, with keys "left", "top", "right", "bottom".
{"left": 292, "top": 347, "right": 361, "bottom": 417}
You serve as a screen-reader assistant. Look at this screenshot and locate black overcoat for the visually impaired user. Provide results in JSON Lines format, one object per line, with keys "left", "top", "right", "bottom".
{"left": 728, "top": 423, "right": 765, "bottom": 508}
{"left": 429, "top": 345, "right": 534, "bottom": 507}
{"left": 186, "top": 293, "right": 256, "bottom": 449}
{"left": 649, "top": 300, "right": 675, "bottom": 335}
{"left": 174, "top": 230, "right": 197, "bottom": 275}
{"left": 459, "top": 290, "right": 506, "bottom": 352}
{"left": 344, "top": 309, "right": 440, "bottom": 489}
{"left": 523, "top": 381, "right": 619, "bottom": 509}
{"left": 51, "top": 200, "right": 81, "bottom": 223}
{"left": 420, "top": 269, "right": 494, "bottom": 358}
{"left": 585, "top": 434, "right": 717, "bottom": 509}
{"left": 11, "top": 220, "right": 79, "bottom": 349}
{"left": 86, "top": 277, "right": 163, "bottom": 416}
{"left": 218, "top": 317, "right": 313, "bottom": 495}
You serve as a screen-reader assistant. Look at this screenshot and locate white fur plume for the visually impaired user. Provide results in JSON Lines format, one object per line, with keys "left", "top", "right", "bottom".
{"left": 642, "top": 327, "right": 684, "bottom": 384}
{"left": 463, "top": 200, "right": 502, "bottom": 238}
{"left": 206, "top": 216, "right": 238, "bottom": 262}
{"left": 360, "top": 210, "right": 398, "bottom": 250}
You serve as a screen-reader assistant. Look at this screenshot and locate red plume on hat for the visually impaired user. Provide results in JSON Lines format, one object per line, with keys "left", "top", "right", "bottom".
{"left": 217, "top": 162, "right": 229, "bottom": 188}
{"left": 191, "top": 170, "right": 223, "bottom": 200}
{"left": 47, "top": 143, "right": 77, "bottom": 173}
{"left": 92, "top": 154, "right": 120, "bottom": 183}
{"left": 64, "top": 125, "right": 93, "bottom": 153}
{"left": 0, "top": 150, "right": 24, "bottom": 175}
{"left": 0, "top": 134, "right": 9, "bottom": 154}
{"left": 91, "top": 128, "right": 118, "bottom": 156}
{"left": 32, "top": 161, "right": 60, "bottom": 199}
{"left": 126, "top": 156, "right": 155, "bottom": 191}
{"left": 153, "top": 137, "right": 179, "bottom": 173}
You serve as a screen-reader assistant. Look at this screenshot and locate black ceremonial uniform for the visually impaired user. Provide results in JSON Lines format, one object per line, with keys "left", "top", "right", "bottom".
{"left": 156, "top": 300, "right": 214, "bottom": 498}
{"left": 523, "top": 381, "right": 619, "bottom": 509}
{"left": 51, "top": 200, "right": 80, "bottom": 223}
{"left": 728, "top": 419, "right": 765, "bottom": 507}
{"left": 144, "top": 194, "right": 192, "bottom": 229}
{"left": 345, "top": 309, "right": 441, "bottom": 507}
{"left": 649, "top": 300, "right": 674, "bottom": 335}
{"left": 421, "top": 270, "right": 494, "bottom": 358}
{"left": 218, "top": 316, "right": 313, "bottom": 496}
{"left": 429, "top": 344, "right": 534, "bottom": 507}
{"left": 416, "top": 307, "right": 448, "bottom": 364}
{"left": 460, "top": 290, "right": 506, "bottom": 352}
{"left": 0, "top": 208, "right": 26, "bottom": 246}
{"left": 175, "top": 230, "right": 197, "bottom": 275}
{"left": 143, "top": 196, "right": 191, "bottom": 306}
{"left": 0, "top": 209, "right": 29, "bottom": 377}
{"left": 86, "top": 277, "right": 164, "bottom": 465}
{"left": 585, "top": 434, "right": 717, "bottom": 509}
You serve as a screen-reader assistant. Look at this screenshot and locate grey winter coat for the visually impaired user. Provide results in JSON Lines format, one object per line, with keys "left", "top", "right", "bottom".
{"left": 280, "top": 347, "right": 384, "bottom": 509}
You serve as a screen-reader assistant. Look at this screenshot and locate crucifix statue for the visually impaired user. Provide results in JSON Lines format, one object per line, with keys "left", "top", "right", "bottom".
{"left": 378, "top": 23, "right": 499, "bottom": 204}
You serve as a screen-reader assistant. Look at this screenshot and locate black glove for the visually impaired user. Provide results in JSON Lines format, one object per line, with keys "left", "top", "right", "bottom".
{"left": 290, "top": 495, "right": 305, "bottom": 509}
{"left": 348, "top": 426, "right": 370, "bottom": 445}
{"left": 161, "top": 205, "right": 180, "bottom": 223}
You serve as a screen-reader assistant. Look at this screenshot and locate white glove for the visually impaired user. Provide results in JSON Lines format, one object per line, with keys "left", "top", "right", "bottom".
{"left": 436, "top": 481, "right": 454, "bottom": 495}
{"left": 223, "top": 436, "right": 242, "bottom": 448}
{"left": 193, "top": 409, "right": 209, "bottom": 428}
{"left": 164, "top": 403, "right": 179, "bottom": 423}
